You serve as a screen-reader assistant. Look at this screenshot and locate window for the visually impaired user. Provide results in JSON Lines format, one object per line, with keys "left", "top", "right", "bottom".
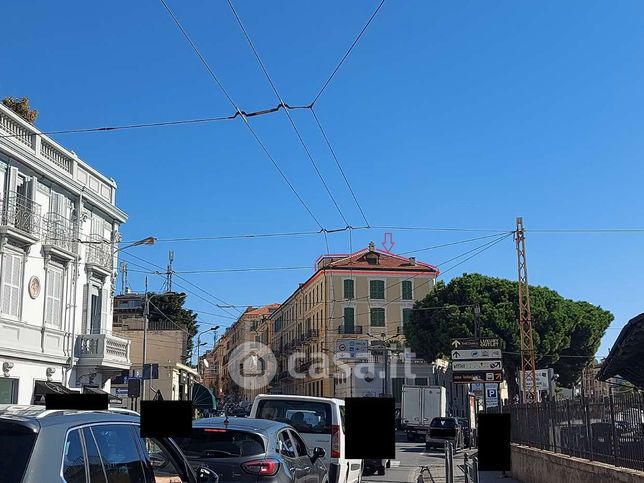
{"left": 45, "top": 266, "right": 63, "bottom": 327}
{"left": 339, "top": 406, "right": 345, "bottom": 433}
{"left": 369, "top": 280, "right": 385, "bottom": 299}
{"left": 402, "top": 280, "right": 413, "bottom": 300}
{"left": 62, "top": 429, "right": 86, "bottom": 483}
{"left": 83, "top": 428, "right": 107, "bottom": 483}
{"left": 138, "top": 436, "right": 184, "bottom": 482}
{"left": 90, "top": 424, "right": 147, "bottom": 482}
{"left": 288, "top": 430, "right": 309, "bottom": 457}
{"left": 175, "top": 428, "right": 265, "bottom": 458}
{"left": 1, "top": 251, "right": 23, "bottom": 318}
{"left": 255, "top": 400, "right": 332, "bottom": 434}
{"left": 0, "top": 421, "right": 37, "bottom": 483}
{"left": 0, "top": 378, "right": 18, "bottom": 404}
{"left": 343, "top": 307, "right": 355, "bottom": 332}
{"left": 402, "top": 308, "right": 413, "bottom": 325}
{"left": 370, "top": 308, "right": 385, "bottom": 327}
{"left": 343, "top": 279, "right": 354, "bottom": 300}
{"left": 278, "top": 431, "right": 296, "bottom": 458}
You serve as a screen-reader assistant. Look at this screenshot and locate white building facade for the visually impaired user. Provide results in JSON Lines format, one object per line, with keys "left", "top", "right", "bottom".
{"left": 0, "top": 103, "right": 129, "bottom": 405}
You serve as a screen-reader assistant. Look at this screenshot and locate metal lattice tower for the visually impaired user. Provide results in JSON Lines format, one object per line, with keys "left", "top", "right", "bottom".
{"left": 515, "top": 217, "right": 538, "bottom": 403}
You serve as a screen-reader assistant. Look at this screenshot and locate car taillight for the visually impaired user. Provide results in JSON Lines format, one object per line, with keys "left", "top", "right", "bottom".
{"left": 331, "top": 424, "right": 340, "bottom": 458}
{"left": 241, "top": 459, "right": 280, "bottom": 476}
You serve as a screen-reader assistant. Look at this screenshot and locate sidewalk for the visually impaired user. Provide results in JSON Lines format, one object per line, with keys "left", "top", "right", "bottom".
{"left": 420, "top": 450, "right": 522, "bottom": 483}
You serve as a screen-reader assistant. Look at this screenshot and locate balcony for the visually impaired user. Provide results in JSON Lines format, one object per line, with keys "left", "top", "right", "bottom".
{"left": 75, "top": 333, "right": 130, "bottom": 370}
{"left": 43, "top": 212, "right": 76, "bottom": 257}
{"left": 85, "top": 234, "right": 113, "bottom": 274}
{"left": 0, "top": 192, "right": 41, "bottom": 244}
{"left": 338, "top": 325, "right": 363, "bottom": 335}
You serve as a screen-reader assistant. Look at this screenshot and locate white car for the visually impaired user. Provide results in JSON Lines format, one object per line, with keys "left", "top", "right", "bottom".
{"left": 250, "top": 394, "right": 362, "bottom": 483}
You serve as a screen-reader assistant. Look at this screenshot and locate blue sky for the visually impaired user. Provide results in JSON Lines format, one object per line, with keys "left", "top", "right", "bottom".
{"left": 2, "top": 1, "right": 644, "bottom": 357}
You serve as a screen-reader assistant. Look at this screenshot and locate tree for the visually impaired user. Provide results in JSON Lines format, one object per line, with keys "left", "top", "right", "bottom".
{"left": 2, "top": 97, "right": 38, "bottom": 124}
{"left": 147, "top": 292, "right": 198, "bottom": 362}
{"left": 404, "top": 273, "right": 613, "bottom": 398}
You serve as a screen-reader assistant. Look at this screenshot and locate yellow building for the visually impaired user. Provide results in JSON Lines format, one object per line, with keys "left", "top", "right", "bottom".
{"left": 269, "top": 242, "right": 439, "bottom": 397}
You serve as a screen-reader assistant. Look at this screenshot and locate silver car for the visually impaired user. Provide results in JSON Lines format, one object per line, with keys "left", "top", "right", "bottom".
{"left": 0, "top": 404, "right": 218, "bottom": 483}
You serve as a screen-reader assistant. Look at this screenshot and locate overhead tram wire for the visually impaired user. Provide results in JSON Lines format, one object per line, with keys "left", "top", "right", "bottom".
{"left": 226, "top": 0, "right": 351, "bottom": 227}
{"left": 398, "top": 232, "right": 514, "bottom": 255}
{"left": 0, "top": 104, "right": 310, "bottom": 139}
{"left": 158, "top": 0, "right": 323, "bottom": 230}
{"left": 119, "top": 252, "right": 242, "bottom": 319}
{"left": 127, "top": 265, "right": 312, "bottom": 275}
{"left": 310, "top": 108, "right": 369, "bottom": 227}
{"left": 310, "top": 0, "right": 386, "bottom": 106}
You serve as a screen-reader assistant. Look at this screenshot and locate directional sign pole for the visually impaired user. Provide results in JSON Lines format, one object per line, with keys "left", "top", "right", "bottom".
{"left": 483, "top": 384, "right": 487, "bottom": 411}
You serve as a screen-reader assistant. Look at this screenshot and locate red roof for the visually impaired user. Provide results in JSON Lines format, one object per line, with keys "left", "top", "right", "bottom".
{"left": 246, "top": 303, "right": 281, "bottom": 317}
{"left": 315, "top": 245, "right": 439, "bottom": 274}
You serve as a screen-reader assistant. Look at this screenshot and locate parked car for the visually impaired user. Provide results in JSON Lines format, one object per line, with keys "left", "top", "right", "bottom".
{"left": 425, "top": 417, "right": 464, "bottom": 452}
{"left": 174, "top": 416, "right": 328, "bottom": 483}
{"left": 250, "top": 395, "right": 362, "bottom": 483}
{"left": 363, "top": 458, "right": 390, "bottom": 476}
{"left": 0, "top": 404, "right": 218, "bottom": 483}
{"left": 456, "top": 417, "right": 472, "bottom": 448}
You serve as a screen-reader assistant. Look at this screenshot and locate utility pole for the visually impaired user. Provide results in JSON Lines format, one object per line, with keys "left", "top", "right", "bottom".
{"left": 515, "top": 217, "right": 538, "bottom": 404}
{"left": 164, "top": 250, "right": 174, "bottom": 293}
{"left": 142, "top": 277, "right": 149, "bottom": 401}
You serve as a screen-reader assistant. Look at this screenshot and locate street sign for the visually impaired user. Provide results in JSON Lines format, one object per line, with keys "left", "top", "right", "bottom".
{"left": 485, "top": 384, "right": 499, "bottom": 408}
{"left": 453, "top": 360, "right": 502, "bottom": 372}
{"left": 451, "top": 338, "right": 500, "bottom": 350}
{"left": 451, "top": 348, "right": 501, "bottom": 360}
{"left": 336, "top": 339, "right": 369, "bottom": 359}
{"left": 453, "top": 371, "right": 503, "bottom": 383}
{"left": 519, "top": 369, "right": 551, "bottom": 391}
{"left": 114, "top": 387, "right": 129, "bottom": 396}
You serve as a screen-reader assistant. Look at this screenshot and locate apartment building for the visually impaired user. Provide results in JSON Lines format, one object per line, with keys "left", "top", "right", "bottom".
{"left": 205, "top": 303, "right": 279, "bottom": 403}
{"left": 269, "top": 242, "right": 439, "bottom": 398}
{"left": 0, "top": 103, "right": 129, "bottom": 404}
{"left": 111, "top": 292, "right": 191, "bottom": 403}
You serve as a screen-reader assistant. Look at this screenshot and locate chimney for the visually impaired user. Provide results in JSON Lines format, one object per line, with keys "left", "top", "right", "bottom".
{"left": 409, "top": 257, "right": 416, "bottom": 266}
{"left": 368, "top": 242, "right": 376, "bottom": 252}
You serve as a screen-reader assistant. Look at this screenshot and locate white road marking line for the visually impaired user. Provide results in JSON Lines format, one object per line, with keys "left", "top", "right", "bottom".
{"left": 390, "top": 461, "right": 400, "bottom": 467}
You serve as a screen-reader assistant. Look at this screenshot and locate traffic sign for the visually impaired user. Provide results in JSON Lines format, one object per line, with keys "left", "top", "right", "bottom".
{"left": 451, "top": 338, "right": 500, "bottom": 350}
{"left": 485, "top": 384, "right": 499, "bottom": 408}
{"left": 519, "top": 369, "right": 551, "bottom": 391}
{"left": 453, "top": 371, "right": 503, "bottom": 383}
{"left": 336, "top": 339, "right": 369, "bottom": 359}
{"left": 453, "top": 360, "right": 502, "bottom": 372}
{"left": 451, "top": 348, "right": 501, "bottom": 360}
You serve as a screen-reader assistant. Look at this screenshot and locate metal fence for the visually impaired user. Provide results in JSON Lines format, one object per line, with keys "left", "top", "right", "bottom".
{"left": 496, "top": 388, "right": 644, "bottom": 472}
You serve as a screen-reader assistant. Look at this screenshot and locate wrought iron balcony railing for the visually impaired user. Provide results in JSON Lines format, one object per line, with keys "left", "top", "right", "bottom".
{"left": 85, "top": 234, "right": 113, "bottom": 271}
{"left": 0, "top": 192, "right": 41, "bottom": 237}
{"left": 338, "top": 325, "right": 363, "bottom": 334}
{"left": 43, "top": 212, "right": 75, "bottom": 252}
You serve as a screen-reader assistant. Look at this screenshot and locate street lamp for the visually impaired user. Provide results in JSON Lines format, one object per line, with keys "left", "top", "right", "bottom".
{"left": 197, "top": 326, "right": 220, "bottom": 380}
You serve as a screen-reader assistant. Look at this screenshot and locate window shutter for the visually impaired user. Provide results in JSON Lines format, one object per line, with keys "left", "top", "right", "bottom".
{"left": 45, "top": 270, "right": 54, "bottom": 323}
{"left": 54, "top": 270, "right": 63, "bottom": 327}
{"left": 100, "top": 288, "right": 108, "bottom": 330}
{"left": 26, "top": 177, "right": 36, "bottom": 203}
{"left": 1, "top": 255, "right": 12, "bottom": 314}
{"left": 10, "top": 254, "right": 22, "bottom": 317}
{"left": 8, "top": 167, "right": 19, "bottom": 194}
{"left": 81, "top": 284, "right": 88, "bottom": 333}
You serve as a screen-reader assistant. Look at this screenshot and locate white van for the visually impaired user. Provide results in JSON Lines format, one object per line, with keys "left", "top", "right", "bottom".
{"left": 250, "top": 394, "right": 362, "bottom": 483}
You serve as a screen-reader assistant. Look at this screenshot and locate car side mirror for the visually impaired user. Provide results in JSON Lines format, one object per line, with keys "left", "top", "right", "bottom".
{"left": 197, "top": 465, "right": 219, "bottom": 483}
{"left": 311, "top": 447, "right": 325, "bottom": 461}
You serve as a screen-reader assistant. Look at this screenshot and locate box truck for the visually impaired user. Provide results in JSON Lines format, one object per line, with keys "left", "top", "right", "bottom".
{"left": 401, "top": 385, "right": 447, "bottom": 441}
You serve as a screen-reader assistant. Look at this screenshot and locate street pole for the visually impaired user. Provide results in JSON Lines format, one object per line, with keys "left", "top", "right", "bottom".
{"left": 142, "top": 277, "right": 149, "bottom": 401}
{"left": 197, "top": 334, "right": 201, "bottom": 380}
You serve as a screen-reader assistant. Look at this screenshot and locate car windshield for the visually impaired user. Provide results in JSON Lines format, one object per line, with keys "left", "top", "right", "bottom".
{"left": 430, "top": 418, "right": 456, "bottom": 428}
{"left": 256, "top": 399, "right": 332, "bottom": 434}
{"left": 0, "top": 422, "right": 37, "bottom": 482}
{"left": 174, "top": 428, "right": 265, "bottom": 458}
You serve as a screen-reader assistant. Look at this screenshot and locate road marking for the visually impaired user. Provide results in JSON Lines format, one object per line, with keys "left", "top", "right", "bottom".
{"left": 390, "top": 461, "right": 400, "bottom": 467}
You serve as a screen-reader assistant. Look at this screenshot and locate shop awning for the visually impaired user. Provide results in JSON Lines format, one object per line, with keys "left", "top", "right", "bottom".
{"left": 32, "top": 381, "right": 76, "bottom": 405}
{"left": 191, "top": 383, "right": 216, "bottom": 410}
{"left": 83, "top": 386, "right": 123, "bottom": 405}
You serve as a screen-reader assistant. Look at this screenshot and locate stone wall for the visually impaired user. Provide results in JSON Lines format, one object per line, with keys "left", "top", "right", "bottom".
{"left": 511, "top": 444, "right": 644, "bottom": 483}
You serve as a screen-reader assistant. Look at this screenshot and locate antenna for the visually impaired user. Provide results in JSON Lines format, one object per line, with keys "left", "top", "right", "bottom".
{"left": 120, "top": 262, "right": 128, "bottom": 294}
{"left": 162, "top": 250, "right": 174, "bottom": 292}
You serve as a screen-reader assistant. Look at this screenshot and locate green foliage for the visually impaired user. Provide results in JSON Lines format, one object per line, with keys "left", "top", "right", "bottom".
{"left": 404, "top": 274, "right": 613, "bottom": 396}
{"left": 147, "top": 292, "right": 199, "bottom": 362}
{"left": 2, "top": 96, "right": 38, "bottom": 124}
